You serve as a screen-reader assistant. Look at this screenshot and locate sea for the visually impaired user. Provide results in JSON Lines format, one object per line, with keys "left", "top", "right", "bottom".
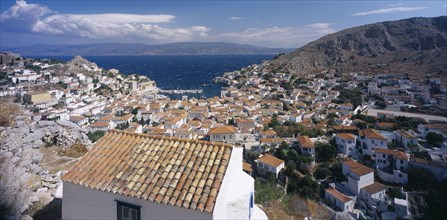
{"left": 35, "top": 55, "right": 274, "bottom": 99}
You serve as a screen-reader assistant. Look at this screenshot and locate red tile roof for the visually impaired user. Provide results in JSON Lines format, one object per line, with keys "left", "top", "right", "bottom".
{"left": 336, "top": 133, "right": 356, "bottom": 141}
{"left": 375, "top": 148, "right": 408, "bottom": 160}
{"left": 359, "top": 128, "right": 387, "bottom": 140}
{"left": 208, "top": 125, "right": 237, "bottom": 135}
{"left": 258, "top": 154, "right": 284, "bottom": 168}
{"left": 325, "top": 187, "right": 352, "bottom": 203}
{"left": 342, "top": 159, "right": 374, "bottom": 176}
{"left": 62, "top": 130, "right": 233, "bottom": 213}
{"left": 362, "top": 182, "right": 386, "bottom": 194}
{"left": 298, "top": 136, "right": 314, "bottom": 148}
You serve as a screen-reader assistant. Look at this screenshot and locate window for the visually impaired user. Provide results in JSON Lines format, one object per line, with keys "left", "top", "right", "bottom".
{"left": 249, "top": 192, "right": 254, "bottom": 219}
{"left": 117, "top": 201, "right": 140, "bottom": 220}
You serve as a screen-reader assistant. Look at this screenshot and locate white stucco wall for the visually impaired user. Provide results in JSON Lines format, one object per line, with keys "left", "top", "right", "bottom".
{"left": 213, "top": 147, "right": 258, "bottom": 219}
{"left": 62, "top": 182, "right": 212, "bottom": 220}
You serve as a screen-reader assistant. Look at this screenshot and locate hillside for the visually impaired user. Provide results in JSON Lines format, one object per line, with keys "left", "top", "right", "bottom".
{"left": 5, "top": 42, "right": 291, "bottom": 56}
{"left": 267, "top": 16, "right": 447, "bottom": 79}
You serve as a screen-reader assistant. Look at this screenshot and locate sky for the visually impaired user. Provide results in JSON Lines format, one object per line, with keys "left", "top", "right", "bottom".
{"left": 0, "top": 0, "right": 446, "bottom": 49}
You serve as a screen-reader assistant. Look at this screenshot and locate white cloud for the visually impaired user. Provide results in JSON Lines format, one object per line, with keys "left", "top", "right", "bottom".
{"left": 1, "top": 0, "right": 208, "bottom": 42}
{"left": 1, "top": 0, "right": 51, "bottom": 31}
{"left": 216, "top": 23, "right": 335, "bottom": 48}
{"left": 389, "top": 3, "right": 403, "bottom": 7}
{"left": 229, "top": 17, "right": 243, "bottom": 20}
{"left": 352, "top": 6, "right": 428, "bottom": 16}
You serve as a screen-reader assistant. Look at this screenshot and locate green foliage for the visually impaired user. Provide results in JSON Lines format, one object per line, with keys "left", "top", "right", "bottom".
{"left": 298, "top": 154, "right": 314, "bottom": 164}
{"left": 337, "top": 89, "right": 363, "bottom": 109}
{"left": 375, "top": 100, "right": 387, "bottom": 109}
{"left": 314, "top": 166, "right": 332, "bottom": 180}
{"left": 296, "top": 176, "right": 321, "bottom": 200}
{"left": 87, "top": 131, "right": 106, "bottom": 143}
{"left": 388, "top": 142, "right": 398, "bottom": 149}
{"left": 315, "top": 142, "right": 337, "bottom": 163}
{"left": 228, "top": 117, "right": 236, "bottom": 126}
{"left": 117, "top": 121, "right": 129, "bottom": 130}
{"left": 254, "top": 179, "right": 284, "bottom": 204}
{"left": 426, "top": 132, "right": 445, "bottom": 147}
{"left": 131, "top": 108, "right": 139, "bottom": 115}
{"left": 386, "top": 188, "right": 406, "bottom": 199}
{"left": 413, "top": 151, "right": 431, "bottom": 160}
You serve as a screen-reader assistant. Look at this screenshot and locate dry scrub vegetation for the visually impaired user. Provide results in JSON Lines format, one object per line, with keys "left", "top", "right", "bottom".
{"left": 0, "top": 98, "right": 22, "bottom": 127}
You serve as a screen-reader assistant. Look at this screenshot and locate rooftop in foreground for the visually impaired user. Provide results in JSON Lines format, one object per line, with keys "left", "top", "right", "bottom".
{"left": 62, "top": 130, "right": 233, "bottom": 213}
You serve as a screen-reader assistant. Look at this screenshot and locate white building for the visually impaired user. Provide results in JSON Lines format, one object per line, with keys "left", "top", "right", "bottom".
{"left": 335, "top": 133, "right": 357, "bottom": 156}
{"left": 324, "top": 187, "right": 355, "bottom": 212}
{"left": 208, "top": 126, "right": 237, "bottom": 144}
{"left": 62, "top": 130, "right": 267, "bottom": 220}
{"left": 393, "top": 130, "right": 417, "bottom": 149}
{"left": 297, "top": 136, "right": 315, "bottom": 157}
{"left": 342, "top": 160, "right": 374, "bottom": 195}
{"left": 375, "top": 148, "right": 409, "bottom": 184}
{"left": 256, "top": 154, "right": 285, "bottom": 179}
{"left": 359, "top": 129, "right": 388, "bottom": 156}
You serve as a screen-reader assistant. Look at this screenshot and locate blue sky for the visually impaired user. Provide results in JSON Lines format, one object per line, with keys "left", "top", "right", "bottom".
{"left": 1, "top": 0, "right": 445, "bottom": 49}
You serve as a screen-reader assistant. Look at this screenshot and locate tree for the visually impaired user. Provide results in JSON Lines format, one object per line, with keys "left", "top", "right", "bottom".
{"left": 228, "top": 118, "right": 236, "bottom": 126}
{"left": 315, "top": 142, "right": 337, "bottom": 163}
{"left": 297, "top": 176, "right": 321, "bottom": 200}
{"left": 426, "top": 132, "right": 445, "bottom": 147}
{"left": 87, "top": 131, "right": 106, "bottom": 143}
{"left": 314, "top": 166, "right": 332, "bottom": 180}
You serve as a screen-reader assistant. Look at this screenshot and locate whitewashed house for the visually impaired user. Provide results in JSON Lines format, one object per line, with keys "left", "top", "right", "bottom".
{"left": 359, "top": 129, "right": 388, "bottom": 156}
{"left": 375, "top": 148, "right": 409, "bottom": 184}
{"left": 62, "top": 130, "right": 268, "bottom": 220}
{"left": 208, "top": 126, "right": 237, "bottom": 144}
{"left": 342, "top": 160, "right": 374, "bottom": 195}
{"left": 256, "top": 154, "right": 285, "bottom": 179}
{"left": 393, "top": 130, "right": 417, "bottom": 149}
{"left": 297, "top": 136, "right": 315, "bottom": 158}
{"left": 359, "top": 182, "right": 387, "bottom": 210}
{"left": 324, "top": 187, "right": 355, "bottom": 212}
{"left": 335, "top": 133, "right": 357, "bottom": 156}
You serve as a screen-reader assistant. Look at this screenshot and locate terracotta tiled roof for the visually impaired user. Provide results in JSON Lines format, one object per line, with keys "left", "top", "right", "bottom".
{"left": 298, "top": 136, "right": 314, "bottom": 148}
{"left": 258, "top": 154, "right": 284, "bottom": 168}
{"left": 342, "top": 159, "right": 373, "bottom": 176}
{"left": 208, "top": 125, "right": 237, "bottom": 135}
{"left": 336, "top": 133, "right": 356, "bottom": 141}
{"left": 359, "top": 128, "right": 386, "bottom": 140}
{"left": 375, "top": 148, "right": 408, "bottom": 160}
{"left": 395, "top": 129, "right": 416, "bottom": 139}
{"left": 362, "top": 182, "right": 386, "bottom": 194}
{"left": 243, "top": 162, "right": 253, "bottom": 173}
{"left": 260, "top": 138, "right": 284, "bottom": 144}
{"left": 89, "top": 121, "right": 109, "bottom": 128}
{"left": 332, "top": 125, "right": 358, "bottom": 131}
{"left": 62, "top": 130, "right": 233, "bottom": 213}
{"left": 261, "top": 130, "right": 277, "bottom": 136}
{"left": 376, "top": 122, "right": 397, "bottom": 128}
{"left": 325, "top": 187, "right": 352, "bottom": 203}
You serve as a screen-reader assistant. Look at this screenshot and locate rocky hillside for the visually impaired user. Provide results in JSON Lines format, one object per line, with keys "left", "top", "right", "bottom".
{"left": 53, "top": 55, "right": 101, "bottom": 77}
{"left": 6, "top": 42, "right": 292, "bottom": 56}
{"left": 0, "top": 109, "right": 91, "bottom": 219}
{"left": 268, "top": 16, "right": 447, "bottom": 78}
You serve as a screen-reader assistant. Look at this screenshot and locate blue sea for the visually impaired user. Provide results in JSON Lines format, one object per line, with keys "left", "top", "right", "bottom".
{"left": 37, "top": 55, "right": 273, "bottom": 98}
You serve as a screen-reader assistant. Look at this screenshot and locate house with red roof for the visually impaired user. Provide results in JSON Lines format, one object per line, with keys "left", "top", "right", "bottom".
{"left": 359, "top": 128, "right": 387, "bottom": 156}
{"left": 297, "top": 136, "right": 315, "bottom": 158}
{"left": 208, "top": 125, "right": 237, "bottom": 144}
{"left": 62, "top": 130, "right": 268, "bottom": 220}
{"left": 375, "top": 148, "right": 409, "bottom": 184}
{"left": 256, "top": 154, "right": 285, "bottom": 179}
{"left": 335, "top": 133, "right": 357, "bottom": 156}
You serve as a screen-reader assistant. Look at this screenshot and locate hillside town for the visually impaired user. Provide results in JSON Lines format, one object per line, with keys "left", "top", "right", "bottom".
{"left": 1, "top": 51, "right": 447, "bottom": 220}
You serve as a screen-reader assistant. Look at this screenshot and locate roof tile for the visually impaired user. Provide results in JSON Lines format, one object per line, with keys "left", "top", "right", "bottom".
{"left": 62, "top": 130, "right": 233, "bottom": 213}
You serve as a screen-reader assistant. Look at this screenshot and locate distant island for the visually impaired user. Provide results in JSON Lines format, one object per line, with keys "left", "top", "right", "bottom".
{"left": 2, "top": 42, "right": 292, "bottom": 56}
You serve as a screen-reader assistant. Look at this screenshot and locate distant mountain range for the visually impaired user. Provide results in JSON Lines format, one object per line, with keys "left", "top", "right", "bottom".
{"left": 3, "top": 42, "right": 292, "bottom": 56}
{"left": 267, "top": 16, "right": 447, "bottom": 78}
